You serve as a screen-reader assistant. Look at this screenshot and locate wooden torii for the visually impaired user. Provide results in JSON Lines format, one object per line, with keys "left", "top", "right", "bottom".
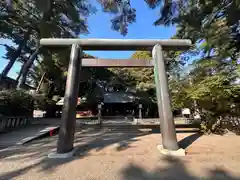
{"left": 40, "top": 38, "right": 192, "bottom": 158}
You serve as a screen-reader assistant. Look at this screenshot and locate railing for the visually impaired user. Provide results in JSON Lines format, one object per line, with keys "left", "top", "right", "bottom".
{"left": 0, "top": 116, "right": 29, "bottom": 133}
{"left": 75, "top": 116, "right": 200, "bottom": 126}
{"left": 134, "top": 117, "right": 201, "bottom": 125}
{"left": 220, "top": 116, "right": 240, "bottom": 133}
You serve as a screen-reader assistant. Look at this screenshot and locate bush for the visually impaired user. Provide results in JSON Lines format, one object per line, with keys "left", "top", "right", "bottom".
{"left": 32, "top": 94, "right": 60, "bottom": 117}
{"left": 199, "top": 111, "right": 229, "bottom": 135}
{"left": 32, "top": 94, "right": 51, "bottom": 110}
{"left": 0, "top": 89, "right": 34, "bottom": 116}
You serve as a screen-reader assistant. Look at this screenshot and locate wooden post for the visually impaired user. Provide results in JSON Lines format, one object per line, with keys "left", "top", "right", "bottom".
{"left": 98, "top": 104, "right": 102, "bottom": 125}
{"left": 36, "top": 72, "right": 46, "bottom": 92}
{"left": 56, "top": 44, "right": 82, "bottom": 154}
{"left": 138, "top": 104, "right": 142, "bottom": 119}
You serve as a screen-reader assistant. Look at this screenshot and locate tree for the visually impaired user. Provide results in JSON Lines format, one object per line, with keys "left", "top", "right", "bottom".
{"left": 4, "top": 0, "right": 137, "bottom": 35}
{"left": 16, "top": 0, "right": 95, "bottom": 88}
{"left": 3, "top": 0, "right": 239, "bottom": 88}
{"left": 188, "top": 57, "right": 240, "bottom": 113}
{"left": 0, "top": 1, "right": 32, "bottom": 82}
{"left": 143, "top": 0, "right": 240, "bottom": 121}
{"left": 1, "top": 0, "right": 139, "bottom": 88}
{"left": 0, "top": 0, "right": 94, "bottom": 87}
{"left": 0, "top": 31, "right": 29, "bottom": 83}
{"left": 167, "top": 54, "right": 240, "bottom": 133}
{"left": 129, "top": 51, "right": 154, "bottom": 92}
{"left": 144, "top": 0, "right": 240, "bottom": 52}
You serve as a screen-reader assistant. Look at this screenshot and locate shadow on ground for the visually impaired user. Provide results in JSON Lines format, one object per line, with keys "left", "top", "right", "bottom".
{"left": 178, "top": 133, "right": 203, "bottom": 149}
{"left": 0, "top": 128, "right": 150, "bottom": 178}
{"left": 121, "top": 156, "right": 239, "bottom": 180}
{"left": 0, "top": 129, "right": 238, "bottom": 180}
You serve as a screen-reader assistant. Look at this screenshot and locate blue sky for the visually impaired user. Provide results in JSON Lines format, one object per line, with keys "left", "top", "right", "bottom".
{"left": 0, "top": 0, "right": 176, "bottom": 79}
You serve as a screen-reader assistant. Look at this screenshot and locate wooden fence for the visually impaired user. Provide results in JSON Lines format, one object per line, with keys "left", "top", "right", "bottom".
{"left": 0, "top": 116, "right": 29, "bottom": 133}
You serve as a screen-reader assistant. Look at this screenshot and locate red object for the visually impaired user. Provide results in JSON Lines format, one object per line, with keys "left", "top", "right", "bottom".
{"left": 76, "top": 110, "right": 92, "bottom": 117}
{"left": 50, "top": 129, "right": 54, "bottom": 136}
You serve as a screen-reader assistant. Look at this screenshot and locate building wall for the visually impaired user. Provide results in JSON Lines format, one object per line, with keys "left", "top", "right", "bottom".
{"left": 0, "top": 76, "right": 35, "bottom": 90}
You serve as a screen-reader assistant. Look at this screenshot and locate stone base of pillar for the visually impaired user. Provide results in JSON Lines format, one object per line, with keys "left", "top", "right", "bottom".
{"left": 48, "top": 148, "right": 76, "bottom": 159}
{"left": 157, "top": 145, "right": 185, "bottom": 156}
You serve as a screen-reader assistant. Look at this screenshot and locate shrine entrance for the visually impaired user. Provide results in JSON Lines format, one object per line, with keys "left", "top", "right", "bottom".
{"left": 40, "top": 38, "right": 192, "bottom": 157}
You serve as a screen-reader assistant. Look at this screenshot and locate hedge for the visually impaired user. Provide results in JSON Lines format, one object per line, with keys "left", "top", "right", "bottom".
{"left": 0, "top": 89, "right": 34, "bottom": 116}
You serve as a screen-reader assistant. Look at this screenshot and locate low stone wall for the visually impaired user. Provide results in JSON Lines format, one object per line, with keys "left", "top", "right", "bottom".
{"left": 133, "top": 118, "right": 201, "bottom": 125}
{"left": 0, "top": 116, "right": 29, "bottom": 133}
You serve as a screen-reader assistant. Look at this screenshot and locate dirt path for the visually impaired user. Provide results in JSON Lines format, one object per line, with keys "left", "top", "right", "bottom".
{"left": 0, "top": 125, "right": 50, "bottom": 149}
{"left": 0, "top": 130, "right": 240, "bottom": 180}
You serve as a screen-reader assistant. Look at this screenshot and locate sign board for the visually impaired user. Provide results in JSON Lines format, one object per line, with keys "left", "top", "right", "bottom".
{"left": 182, "top": 108, "right": 191, "bottom": 115}
{"left": 56, "top": 97, "right": 81, "bottom": 106}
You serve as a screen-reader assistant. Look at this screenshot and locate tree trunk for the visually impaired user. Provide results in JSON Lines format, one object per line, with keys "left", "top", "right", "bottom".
{"left": 17, "top": 46, "right": 40, "bottom": 89}
{"left": 0, "top": 58, "right": 16, "bottom": 83}
{"left": 0, "top": 30, "right": 30, "bottom": 84}
{"left": 36, "top": 72, "right": 46, "bottom": 92}
{"left": 16, "top": 65, "right": 24, "bottom": 82}
{"left": 0, "top": 42, "right": 24, "bottom": 83}
{"left": 1, "top": 56, "right": 17, "bottom": 77}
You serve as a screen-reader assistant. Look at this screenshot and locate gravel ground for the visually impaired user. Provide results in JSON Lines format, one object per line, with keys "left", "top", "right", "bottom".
{"left": 0, "top": 129, "right": 240, "bottom": 180}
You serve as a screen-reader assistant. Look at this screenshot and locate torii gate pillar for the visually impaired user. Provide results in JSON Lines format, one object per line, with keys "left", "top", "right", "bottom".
{"left": 153, "top": 45, "right": 185, "bottom": 156}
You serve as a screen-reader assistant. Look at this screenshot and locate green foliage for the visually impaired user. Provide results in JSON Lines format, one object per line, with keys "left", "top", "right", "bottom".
{"left": 130, "top": 51, "right": 155, "bottom": 91}
{"left": 31, "top": 93, "right": 60, "bottom": 117}
{"left": 0, "top": 0, "right": 94, "bottom": 87}
{"left": 0, "top": 0, "right": 135, "bottom": 87}
{"left": 169, "top": 78, "right": 192, "bottom": 110}
{"left": 109, "top": 51, "right": 155, "bottom": 93}
{"left": 32, "top": 93, "right": 55, "bottom": 110}
{"left": 108, "top": 50, "right": 194, "bottom": 105}
{"left": 172, "top": 56, "right": 240, "bottom": 134}
{"left": 131, "top": 51, "right": 151, "bottom": 60}
{"left": 199, "top": 114, "right": 222, "bottom": 135}
{"left": 0, "top": 89, "right": 34, "bottom": 116}
{"left": 147, "top": 0, "right": 240, "bottom": 134}
{"left": 147, "top": 0, "right": 240, "bottom": 55}
{"left": 1, "top": 0, "right": 239, "bottom": 135}
{"left": 188, "top": 57, "right": 240, "bottom": 114}
{"left": 0, "top": 0, "right": 177, "bottom": 87}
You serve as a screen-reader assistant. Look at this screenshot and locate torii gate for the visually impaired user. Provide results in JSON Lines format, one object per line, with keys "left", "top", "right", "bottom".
{"left": 40, "top": 38, "right": 192, "bottom": 158}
